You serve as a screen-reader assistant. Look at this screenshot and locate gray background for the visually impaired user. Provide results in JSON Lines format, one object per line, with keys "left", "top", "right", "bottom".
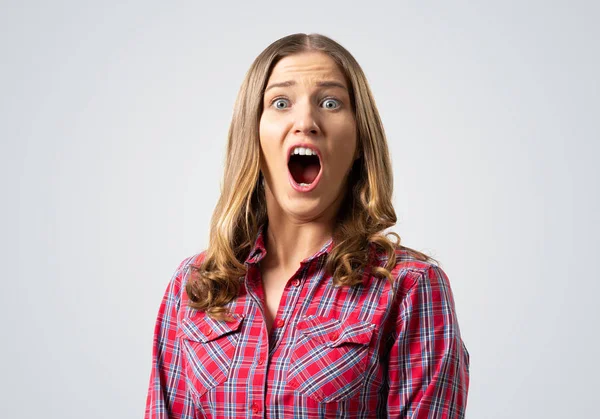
{"left": 1, "top": 1, "right": 598, "bottom": 418}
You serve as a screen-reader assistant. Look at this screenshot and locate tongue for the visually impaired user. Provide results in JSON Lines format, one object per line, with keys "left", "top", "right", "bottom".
{"left": 289, "top": 161, "right": 320, "bottom": 184}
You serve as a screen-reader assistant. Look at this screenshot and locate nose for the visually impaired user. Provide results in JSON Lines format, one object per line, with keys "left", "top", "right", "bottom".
{"left": 292, "top": 102, "right": 320, "bottom": 136}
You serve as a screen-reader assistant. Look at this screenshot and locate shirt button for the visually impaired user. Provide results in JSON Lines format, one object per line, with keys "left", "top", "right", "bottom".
{"left": 275, "top": 319, "right": 285, "bottom": 328}
{"left": 250, "top": 403, "right": 259, "bottom": 413}
{"left": 330, "top": 332, "right": 339, "bottom": 341}
{"left": 292, "top": 279, "right": 300, "bottom": 287}
{"left": 203, "top": 327, "right": 213, "bottom": 336}
{"left": 257, "top": 357, "right": 264, "bottom": 365}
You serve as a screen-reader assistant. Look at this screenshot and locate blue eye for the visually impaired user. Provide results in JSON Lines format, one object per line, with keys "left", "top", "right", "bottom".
{"left": 270, "top": 97, "right": 341, "bottom": 110}
{"left": 272, "top": 98, "right": 290, "bottom": 109}
{"left": 322, "top": 98, "right": 341, "bottom": 109}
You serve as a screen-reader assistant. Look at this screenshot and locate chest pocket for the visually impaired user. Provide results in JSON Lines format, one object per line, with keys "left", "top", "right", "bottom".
{"left": 176, "top": 312, "right": 244, "bottom": 399}
{"left": 287, "top": 316, "right": 376, "bottom": 403}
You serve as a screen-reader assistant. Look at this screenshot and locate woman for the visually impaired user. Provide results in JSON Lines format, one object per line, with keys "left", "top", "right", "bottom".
{"left": 145, "top": 33, "right": 470, "bottom": 418}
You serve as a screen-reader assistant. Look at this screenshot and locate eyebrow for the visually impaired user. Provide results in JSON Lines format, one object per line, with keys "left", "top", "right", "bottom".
{"left": 264, "top": 80, "right": 348, "bottom": 93}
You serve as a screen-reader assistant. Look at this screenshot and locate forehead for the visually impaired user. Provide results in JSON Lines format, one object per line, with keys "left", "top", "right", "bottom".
{"left": 267, "top": 52, "right": 346, "bottom": 85}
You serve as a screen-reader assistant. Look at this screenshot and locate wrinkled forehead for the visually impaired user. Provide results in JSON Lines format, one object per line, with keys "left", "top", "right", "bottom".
{"left": 266, "top": 52, "right": 348, "bottom": 88}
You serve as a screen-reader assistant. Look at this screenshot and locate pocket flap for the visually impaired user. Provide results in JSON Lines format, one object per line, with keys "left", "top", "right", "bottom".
{"left": 297, "top": 316, "right": 376, "bottom": 348}
{"left": 177, "top": 313, "right": 244, "bottom": 343}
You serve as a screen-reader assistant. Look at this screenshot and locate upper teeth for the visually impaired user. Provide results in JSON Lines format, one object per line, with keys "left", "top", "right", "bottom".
{"left": 291, "top": 147, "right": 317, "bottom": 156}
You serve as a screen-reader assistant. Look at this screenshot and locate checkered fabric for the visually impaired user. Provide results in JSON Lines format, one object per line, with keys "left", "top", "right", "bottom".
{"left": 145, "top": 223, "right": 470, "bottom": 418}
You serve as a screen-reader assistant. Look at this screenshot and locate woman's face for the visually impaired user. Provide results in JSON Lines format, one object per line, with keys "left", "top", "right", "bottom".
{"left": 259, "top": 51, "right": 358, "bottom": 223}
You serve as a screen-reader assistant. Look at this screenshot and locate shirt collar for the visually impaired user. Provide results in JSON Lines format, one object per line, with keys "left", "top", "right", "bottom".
{"left": 244, "top": 221, "right": 334, "bottom": 265}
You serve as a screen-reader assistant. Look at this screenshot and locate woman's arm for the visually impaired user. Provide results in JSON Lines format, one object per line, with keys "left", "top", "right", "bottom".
{"left": 145, "top": 258, "right": 198, "bottom": 419}
{"left": 387, "top": 265, "right": 470, "bottom": 418}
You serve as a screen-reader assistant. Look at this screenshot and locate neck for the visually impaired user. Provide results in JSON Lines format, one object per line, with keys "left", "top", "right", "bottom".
{"left": 261, "top": 185, "right": 345, "bottom": 273}
{"left": 261, "top": 217, "right": 333, "bottom": 273}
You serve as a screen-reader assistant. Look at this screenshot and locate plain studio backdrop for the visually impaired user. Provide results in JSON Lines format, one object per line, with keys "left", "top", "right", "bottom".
{"left": 1, "top": 1, "right": 598, "bottom": 418}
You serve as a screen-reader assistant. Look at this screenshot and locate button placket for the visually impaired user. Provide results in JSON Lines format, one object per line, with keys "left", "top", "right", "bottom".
{"left": 268, "top": 268, "right": 307, "bottom": 356}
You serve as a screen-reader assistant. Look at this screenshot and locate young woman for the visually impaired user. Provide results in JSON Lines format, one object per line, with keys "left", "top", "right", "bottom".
{"left": 145, "top": 33, "right": 470, "bottom": 419}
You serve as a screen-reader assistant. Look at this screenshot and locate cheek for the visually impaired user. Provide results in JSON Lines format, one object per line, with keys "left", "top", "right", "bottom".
{"left": 259, "top": 116, "right": 280, "bottom": 147}
{"left": 331, "top": 127, "right": 357, "bottom": 169}
{"left": 258, "top": 117, "right": 266, "bottom": 147}
{"left": 258, "top": 118, "right": 280, "bottom": 170}
{"left": 258, "top": 117, "right": 270, "bottom": 150}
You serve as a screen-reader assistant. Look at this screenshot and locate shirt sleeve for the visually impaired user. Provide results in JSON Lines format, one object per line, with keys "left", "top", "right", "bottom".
{"left": 145, "top": 258, "right": 198, "bottom": 419}
{"left": 386, "top": 265, "right": 470, "bottom": 418}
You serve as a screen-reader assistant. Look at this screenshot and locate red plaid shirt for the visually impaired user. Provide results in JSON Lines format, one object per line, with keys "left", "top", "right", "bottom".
{"left": 145, "top": 224, "right": 470, "bottom": 418}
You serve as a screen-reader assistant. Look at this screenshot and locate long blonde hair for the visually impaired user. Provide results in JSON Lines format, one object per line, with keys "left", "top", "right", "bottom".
{"left": 186, "top": 33, "right": 436, "bottom": 319}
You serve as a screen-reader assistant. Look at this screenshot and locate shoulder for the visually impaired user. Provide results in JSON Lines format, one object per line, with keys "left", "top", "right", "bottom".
{"left": 372, "top": 244, "right": 453, "bottom": 298}
{"left": 385, "top": 248, "right": 460, "bottom": 328}
{"left": 158, "top": 251, "right": 207, "bottom": 310}
{"left": 173, "top": 250, "right": 207, "bottom": 273}
{"left": 169, "top": 250, "right": 208, "bottom": 288}
{"left": 187, "top": 250, "right": 208, "bottom": 268}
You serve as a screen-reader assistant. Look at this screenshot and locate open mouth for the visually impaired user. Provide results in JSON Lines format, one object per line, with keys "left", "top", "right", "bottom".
{"left": 289, "top": 154, "right": 321, "bottom": 184}
{"left": 287, "top": 146, "right": 322, "bottom": 190}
